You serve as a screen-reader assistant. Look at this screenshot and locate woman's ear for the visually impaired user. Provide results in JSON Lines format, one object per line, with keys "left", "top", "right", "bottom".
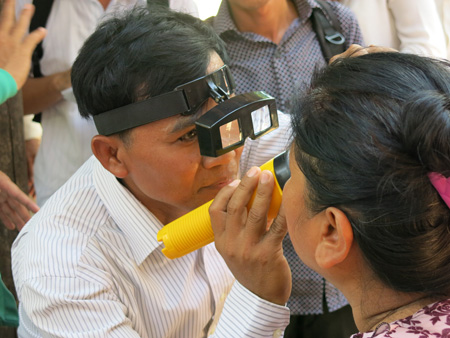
{"left": 315, "top": 207, "right": 354, "bottom": 269}
{"left": 91, "top": 135, "right": 129, "bottom": 178}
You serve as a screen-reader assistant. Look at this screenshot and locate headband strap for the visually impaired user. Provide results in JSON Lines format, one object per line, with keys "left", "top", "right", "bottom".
{"left": 428, "top": 172, "right": 450, "bottom": 209}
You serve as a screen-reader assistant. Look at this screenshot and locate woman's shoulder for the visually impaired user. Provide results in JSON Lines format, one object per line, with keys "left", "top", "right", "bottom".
{"left": 351, "top": 299, "right": 450, "bottom": 338}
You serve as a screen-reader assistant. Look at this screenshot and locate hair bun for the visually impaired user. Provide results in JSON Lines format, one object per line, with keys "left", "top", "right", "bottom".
{"left": 401, "top": 91, "right": 450, "bottom": 175}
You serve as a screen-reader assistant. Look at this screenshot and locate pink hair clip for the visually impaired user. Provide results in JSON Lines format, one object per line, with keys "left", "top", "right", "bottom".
{"left": 428, "top": 172, "right": 450, "bottom": 209}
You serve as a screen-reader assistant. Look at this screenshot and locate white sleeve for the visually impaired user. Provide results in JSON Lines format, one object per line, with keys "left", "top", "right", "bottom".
{"left": 23, "top": 115, "right": 42, "bottom": 141}
{"left": 435, "top": 0, "right": 450, "bottom": 59}
{"left": 389, "top": 0, "right": 447, "bottom": 58}
{"left": 211, "top": 281, "right": 290, "bottom": 338}
{"left": 17, "top": 276, "right": 142, "bottom": 338}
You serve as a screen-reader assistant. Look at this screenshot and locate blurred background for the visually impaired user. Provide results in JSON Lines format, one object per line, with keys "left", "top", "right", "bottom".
{"left": 193, "top": 0, "right": 221, "bottom": 19}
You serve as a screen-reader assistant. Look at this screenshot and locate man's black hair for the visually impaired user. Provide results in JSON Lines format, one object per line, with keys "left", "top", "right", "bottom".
{"left": 72, "top": 5, "right": 229, "bottom": 119}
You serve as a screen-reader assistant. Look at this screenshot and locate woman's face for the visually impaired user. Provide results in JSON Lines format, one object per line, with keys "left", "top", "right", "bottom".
{"left": 282, "top": 145, "right": 323, "bottom": 271}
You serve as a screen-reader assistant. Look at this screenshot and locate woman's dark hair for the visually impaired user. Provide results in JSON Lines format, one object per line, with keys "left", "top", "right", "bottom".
{"left": 291, "top": 52, "right": 450, "bottom": 298}
{"left": 71, "top": 4, "right": 228, "bottom": 118}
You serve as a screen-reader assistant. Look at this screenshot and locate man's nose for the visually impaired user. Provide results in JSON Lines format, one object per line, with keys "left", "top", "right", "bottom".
{"left": 202, "top": 149, "right": 237, "bottom": 169}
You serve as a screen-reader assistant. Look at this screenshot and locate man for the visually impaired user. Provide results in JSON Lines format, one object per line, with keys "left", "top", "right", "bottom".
{"left": 12, "top": 6, "right": 291, "bottom": 337}
{"left": 16, "top": 0, "right": 199, "bottom": 207}
{"left": 208, "top": 1, "right": 363, "bottom": 337}
{"left": 209, "top": 0, "right": 363, "bottom": 113}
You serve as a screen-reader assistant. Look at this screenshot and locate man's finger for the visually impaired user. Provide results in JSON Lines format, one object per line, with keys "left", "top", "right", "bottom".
{"left": 1, "top": 202, "right": 25, "bottom": 230}
{"left": 1, "top": 175, "right": 39, "bottom": 213}
{"left": 11, "top": 3, "right": 35, "bottom": 41}
{"left": 245, "top": 170, "right": 274, "bottom": 235}
{"left": 8, "top": 196, "right": 33, "bottom": 223}
{"left": 265, "top": 203, "right": 288, "bottom": 244}
{"left": 0, "top": 211, "right": 16, "bottom": 230}
{"left": 210, "top": 179, "right": 240, "bottom": 235}
{"left": 329, "top": 44, "right": 366, "bottom": 64}
{"left": 226, "top": 167, "right": 260, "bottom": 222}
{"left": 22, "top": 27, "right": 46, "bottom": 54}
{"left": 0, "top": 0, "right": 16, "bottom": 32}
{"left": 15, "top": 192, "right": 39, "bottom": 213}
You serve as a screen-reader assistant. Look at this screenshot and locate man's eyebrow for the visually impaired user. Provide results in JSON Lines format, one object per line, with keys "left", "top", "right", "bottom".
{"left": 170, "top": 114, "right": 198, "bottom": 133}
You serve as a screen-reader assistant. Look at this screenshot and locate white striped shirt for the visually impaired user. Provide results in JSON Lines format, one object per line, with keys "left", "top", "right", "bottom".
{"left": 12, "top": 113, "right": 292, "bottom": 337}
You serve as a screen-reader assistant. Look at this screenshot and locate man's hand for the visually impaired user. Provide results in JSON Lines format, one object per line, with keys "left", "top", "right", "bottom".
{"left": 210, "top": 167, "right": 291, "bottom": 306}
{"left": 0, "top": 170, "right": 39, "bottom": 231}
{"left": 329, "top": 44, "right": 398, "bottom": 64}
{"left": 0, "top": 0, "right": 46, "bottom": 89}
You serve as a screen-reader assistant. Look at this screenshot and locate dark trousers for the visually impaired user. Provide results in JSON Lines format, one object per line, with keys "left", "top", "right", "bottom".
{"left": 284, "top": 305, "right": 358, "bottom": 338}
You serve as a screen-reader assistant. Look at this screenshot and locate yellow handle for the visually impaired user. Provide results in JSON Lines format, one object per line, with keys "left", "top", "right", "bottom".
{"left": 157, "top": 200, "right": 214, "bottom": 259}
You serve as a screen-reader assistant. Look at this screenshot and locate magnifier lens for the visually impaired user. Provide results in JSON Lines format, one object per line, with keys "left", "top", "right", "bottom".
{"left": 211, "top": 70, "right": 233, "bottom": 96}
{"left": 219, "top": 119, "right": 242, "bottom": 148}
{"left": 251, "top": 105, "right": 272, "bottom": 135}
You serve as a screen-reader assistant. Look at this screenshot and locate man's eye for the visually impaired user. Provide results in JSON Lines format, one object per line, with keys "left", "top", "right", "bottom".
{"left": 179, "top": 129, "right": 198, "bottom": 142}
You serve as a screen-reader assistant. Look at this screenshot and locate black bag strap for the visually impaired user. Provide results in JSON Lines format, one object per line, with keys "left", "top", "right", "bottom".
{"left": 29, "top": 0, "right": 54, "bottom": 123}
{"left": 311, "top": 0, "right": 346, "bottom": 62}
{"left": 30, "top": 0, "right": 54, "bottom": 78}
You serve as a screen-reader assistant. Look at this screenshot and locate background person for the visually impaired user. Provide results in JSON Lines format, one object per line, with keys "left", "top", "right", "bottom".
{"left": 435, "top": 0, "right": 450, "bottom": 59}
{"left": 0, "top": 0, "right": 45, "bottom": 334}
{"left": 338, "top": 0, "right": 447, "bottom": 58}
{"left": 208, "top": 1, "right": 363, "bottom": 336}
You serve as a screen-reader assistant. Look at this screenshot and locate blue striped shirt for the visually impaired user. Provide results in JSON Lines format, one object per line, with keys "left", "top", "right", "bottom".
{"left": 12, "top": 113, "right": 292, "bottom": 337}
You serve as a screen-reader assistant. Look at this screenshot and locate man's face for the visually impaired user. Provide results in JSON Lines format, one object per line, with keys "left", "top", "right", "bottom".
{"left": 118, "top": 52, "right": 243, "bottom": 224}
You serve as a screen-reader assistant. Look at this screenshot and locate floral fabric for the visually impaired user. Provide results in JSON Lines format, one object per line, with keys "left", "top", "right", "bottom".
{"left": 351, "top": 299, "right": 450, "bottom": 338}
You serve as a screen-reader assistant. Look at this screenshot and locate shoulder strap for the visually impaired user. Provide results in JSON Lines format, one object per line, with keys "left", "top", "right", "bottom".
{"left": 30, "top": 0, "right": 54, "bottom": 123}
{"left": 30, "top": 0, "right": 54, "bottom": 78}
{"left": 311, "top": 0, "right": 346, "bottom": 62}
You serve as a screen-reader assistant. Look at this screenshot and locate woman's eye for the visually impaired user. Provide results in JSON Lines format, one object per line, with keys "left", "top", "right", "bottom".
{"left": 179, "top": 129, "right": 198, "bottom": 142}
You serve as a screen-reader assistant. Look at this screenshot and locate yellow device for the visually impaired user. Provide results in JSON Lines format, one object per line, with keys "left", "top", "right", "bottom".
{"left": 157, "top": 151, "right": 290, "bottom": 259}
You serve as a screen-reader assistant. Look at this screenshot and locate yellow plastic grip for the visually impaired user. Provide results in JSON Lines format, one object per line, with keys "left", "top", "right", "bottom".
{"left": 157, "top": 156, "right": 284, "bottom": 259}
{"left": 157, "top": 200, "right": 214, "bottom": 259}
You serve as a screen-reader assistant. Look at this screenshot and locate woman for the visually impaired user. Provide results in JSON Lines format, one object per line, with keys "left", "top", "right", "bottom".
{"left": 210, "top": 51, "right": 450, "bottom": 337}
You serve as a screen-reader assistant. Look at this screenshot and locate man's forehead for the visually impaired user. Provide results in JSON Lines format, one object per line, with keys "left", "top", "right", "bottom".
{"left": 93, "top": 53, "right": 230, "bottom": 136}
{"left": 170, "top": 99, "right": 214, "bottom": 133}
{"left": 206, "top": 51, "right": 225, "bottom": 75}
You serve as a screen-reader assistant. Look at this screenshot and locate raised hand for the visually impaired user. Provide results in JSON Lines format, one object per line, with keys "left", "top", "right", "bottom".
{"left": 0, "top": 0, "right": 46, "bottom": 89}
{"left": 210, "top": 167, "right": 291, "bottom": 306}
{"left": 0, "top": 170, "right": 39, "bottom": 231}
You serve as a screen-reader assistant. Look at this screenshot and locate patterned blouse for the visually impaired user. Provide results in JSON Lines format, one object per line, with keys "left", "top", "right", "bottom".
{"left": 351, "top": 299, "right": 450, "bottom": 338}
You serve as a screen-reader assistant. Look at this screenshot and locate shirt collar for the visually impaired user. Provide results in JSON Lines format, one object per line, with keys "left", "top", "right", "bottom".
{"left": 93, "top": 157, "right": 163, "bottom": 266}
{"left": 213, "top": 0, "right": 321, "bottom": 35}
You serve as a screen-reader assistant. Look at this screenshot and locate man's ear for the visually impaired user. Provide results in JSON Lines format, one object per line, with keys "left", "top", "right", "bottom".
{"left": 315, "top": 207, "right": 353, "bottom": 269}
{"left": 91, "top": 135, "right": 129, "bottom": 178}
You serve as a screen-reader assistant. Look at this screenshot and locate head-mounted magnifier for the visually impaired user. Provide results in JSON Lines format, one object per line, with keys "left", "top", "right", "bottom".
{"left": 195, "top": 91, "right": 278, "bottom": 157}
{"left": 93, "top": 65, "right": 279, "bottom": 157}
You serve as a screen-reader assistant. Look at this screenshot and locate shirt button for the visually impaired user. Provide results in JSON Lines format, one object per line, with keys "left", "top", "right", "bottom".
{"left": 274, "top": 49, "right": 281, "bottom": 58}
{"left": 273, "top": 329, "right": 283, "bottom": 338}
{"left": 220, "top": 293, "right": 227, "bottom": 302}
